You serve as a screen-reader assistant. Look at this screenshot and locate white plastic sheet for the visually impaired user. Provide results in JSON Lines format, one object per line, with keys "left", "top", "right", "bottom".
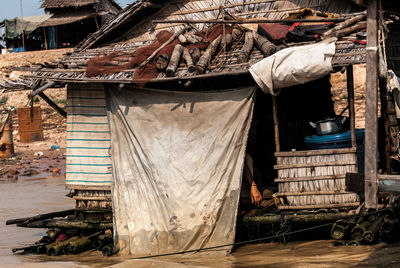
{"left": 387, "top": 70, "right": 400, "bottom": 119}
{"left": 108, "top": 86, "right": 255, "bottom": 257}
{"left": 249, "top": 38, "right": 337, "bottom": 95}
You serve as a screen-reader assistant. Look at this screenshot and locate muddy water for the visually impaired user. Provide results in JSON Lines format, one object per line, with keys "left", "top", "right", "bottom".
{"left": 1, "top": 170, "right": 400, "bottom": 267}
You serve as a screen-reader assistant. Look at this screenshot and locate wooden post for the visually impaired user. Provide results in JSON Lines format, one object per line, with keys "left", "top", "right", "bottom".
{"left": 272, "top": 96, "right": 280, "bottom": 152}
{"left": 364, "top": 0, "right": 378, "bottom": 210}
{"left": 43, "top": 27, "right": 48, "bottom": 50}
{"left": 94, "top": 16, "right": 100, "bottom": 31}
{"left": 347, "top": 65, "right": 356, "bottom": 149}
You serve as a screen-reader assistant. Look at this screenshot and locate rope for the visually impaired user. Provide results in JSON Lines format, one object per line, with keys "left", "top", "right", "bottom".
{"left": 125, "top": 208, "right": 395, "bottom": 260}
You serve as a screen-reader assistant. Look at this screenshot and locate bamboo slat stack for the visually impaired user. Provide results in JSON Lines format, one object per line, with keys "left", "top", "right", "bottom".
{"left": 273, "top": 148, "right": 360, "bottom": 209}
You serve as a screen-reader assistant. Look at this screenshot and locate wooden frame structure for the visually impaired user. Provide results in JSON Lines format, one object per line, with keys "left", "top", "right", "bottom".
{"left": 364, "top": 0, "right": 379, "bottom": 209}
{"left": 272, "top": 65, "right": 360, "bottom": 210}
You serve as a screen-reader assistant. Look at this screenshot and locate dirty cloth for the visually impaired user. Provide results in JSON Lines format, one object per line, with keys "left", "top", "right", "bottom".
{"left": 387, "top": 70, "right": 400, "bottom": 119}
{"left": 108, "top": 86, "right": 255, "bottom": 257}
{"left": 3, "top": 15, "right": 51, "bottom": 39}
{"left": 249, "top": 38, "right": 336, "bottom": 96}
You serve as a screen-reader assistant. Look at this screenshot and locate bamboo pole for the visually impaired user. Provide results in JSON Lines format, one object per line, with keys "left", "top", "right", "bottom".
{"left": 321, "top": 13, "right": 366, "bottom": 40}
{"left": 153, "top": 18, "right": 345, "bottom": 24}
{"left": 6, "top": 209, "right": 74, "bottom": 225}
{"left": 19, "top": 219, "right": 113, "bottom": 230}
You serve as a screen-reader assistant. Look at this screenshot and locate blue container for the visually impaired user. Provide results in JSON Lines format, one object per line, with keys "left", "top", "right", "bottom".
{"left": 305, "top": 129, "right": 365, "bottom": 173}
{"left": 12, "top": 47, "right": 24, "bottom": 53}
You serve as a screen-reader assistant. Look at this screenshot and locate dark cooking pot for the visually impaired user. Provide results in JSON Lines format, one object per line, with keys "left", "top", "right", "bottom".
{"left": 309, "top": 117, "right": 347, "bottom": 136}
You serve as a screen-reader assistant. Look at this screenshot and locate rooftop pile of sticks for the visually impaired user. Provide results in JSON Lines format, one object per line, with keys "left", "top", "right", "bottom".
{"left": 81, "top": 8, "right": 367, "bottom": 85}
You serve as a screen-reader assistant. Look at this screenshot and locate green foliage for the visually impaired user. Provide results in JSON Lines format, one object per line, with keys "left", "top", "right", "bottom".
{"left": 51, "top": 98, "right": 67, "bottom": 105}
{"left": 0, "top": 96, "right": 8, "bottom": 105}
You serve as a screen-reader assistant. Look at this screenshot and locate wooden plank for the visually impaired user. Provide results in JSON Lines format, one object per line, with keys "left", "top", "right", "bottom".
{"left": 274, "top": 161, "right": 356, "bottom": 170}
{"left": 379, "top": 179, "right": 400, "bottom": 193}
{"left": 275, "top": 147, "right": 357, "bottom": 157}
{"left": 274, "top": 174, "right": 346, "bottom": 183}
{"left": 378, "top": 174, "right": 400, "bottom": 180}
{"left": 274, "top": 191, "right": 357, "bottom": 196}
{"left": 278, "top": 203, "right": 360, "bottom": 210}
{"left": 73, "top": 196, "right": 112, "bottom": 201}
{"left": 364, "top": 0, "right": 378, "bottom": 209}
{"left": 66, "top": 184, "right": 111, "bottom": 190}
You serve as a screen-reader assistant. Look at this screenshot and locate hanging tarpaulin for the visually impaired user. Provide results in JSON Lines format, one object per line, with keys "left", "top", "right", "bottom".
{"left": 108, "top": 86, "right": 255, "bottom": 257}
{"left": 249, "top": 38, "right": 336, "bottom": 96}
{"left": 3, "top": 15, "right": 51, "bottom": 39}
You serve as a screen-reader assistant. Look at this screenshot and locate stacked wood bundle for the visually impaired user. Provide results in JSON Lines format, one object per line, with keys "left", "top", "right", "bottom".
{"left": 331, "top": 210, "right": 400, "bottom": 246}
{"left": 321, "top": 13, "right": 366, "bottom": 40}
{"left": 7, "top": 210, "right": 114, "bottom": 256}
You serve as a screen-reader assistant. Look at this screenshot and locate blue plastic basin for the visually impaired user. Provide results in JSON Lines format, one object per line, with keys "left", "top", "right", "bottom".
{"left": 305, "top": 129, "right": 365, "bottom": 173}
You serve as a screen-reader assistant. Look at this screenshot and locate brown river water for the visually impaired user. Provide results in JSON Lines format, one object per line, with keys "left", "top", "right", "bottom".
{"left": 1, "top": 171, "right": 400, "bottom": 267}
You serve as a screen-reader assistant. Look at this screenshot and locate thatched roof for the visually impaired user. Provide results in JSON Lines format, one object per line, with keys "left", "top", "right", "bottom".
{"left": 39, "top": 11, "right": 107, "bottom": 27}
{"left": 41, "top": 0, "right": 99, "bottom": 9}
{"left": 40, "top": 0, "right": 121, "bottom": 10}
{"left": 26, "top": 0, "right": 368, "bottom": 85}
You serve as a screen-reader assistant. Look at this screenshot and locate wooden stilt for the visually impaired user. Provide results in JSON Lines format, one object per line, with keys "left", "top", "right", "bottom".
{"left": 38, "top": 92, "right": 67, "bottom": 118}
{"left": 364, "top": 0, "right": 378, "bottom": 209}
{"left": 272, "top": 96, "right": 280, "bottom": 152}
{"left": 347, "top": 65, "right": 357, "bottom": 149}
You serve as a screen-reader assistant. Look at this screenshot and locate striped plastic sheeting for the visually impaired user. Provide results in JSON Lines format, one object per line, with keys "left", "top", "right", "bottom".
{"left": 66, "top": 84, "right": 112, "bottom": 189}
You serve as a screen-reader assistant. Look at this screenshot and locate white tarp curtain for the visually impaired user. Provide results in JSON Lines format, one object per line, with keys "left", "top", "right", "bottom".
{"left": 387, "top": 70, "right": 400, "bottom": 119}
{"left": 108, "top": 86, "right": 255, "bottom": 257}
{"left": 249, "top": 38, "right": 337, "bottom": 96}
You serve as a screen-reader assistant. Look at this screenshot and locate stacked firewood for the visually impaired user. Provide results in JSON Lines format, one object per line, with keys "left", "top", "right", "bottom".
{"left": 7, "top": 210, "right": 114, "bottom": 256}
{"left": 153, "top": 26, "right": 278, "bottom": 77}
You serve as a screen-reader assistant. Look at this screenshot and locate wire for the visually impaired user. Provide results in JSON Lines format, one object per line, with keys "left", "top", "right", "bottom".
{"left": 127, "top": 208, "right": 395, "bottom": 260}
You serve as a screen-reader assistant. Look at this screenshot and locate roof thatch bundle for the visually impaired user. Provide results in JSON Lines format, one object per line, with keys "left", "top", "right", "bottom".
{"left": 41, "top": 0, "right": 100, "bottom": 9}
{"left": 40, "top": 0, "right": 121, "bottom": 12}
